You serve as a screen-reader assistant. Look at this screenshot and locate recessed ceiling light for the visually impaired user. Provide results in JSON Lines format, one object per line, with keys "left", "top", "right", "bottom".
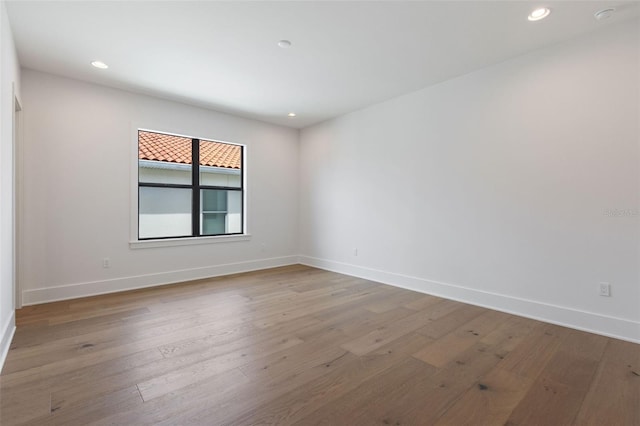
{"left": 528, "top": 7, "right": 551, "bottom": 21}
{"left": 287, "top": 112, "right": 296, "bottom": 117}
{"left": 91, "top": 60, "right": 109, "bottom": 69}
{"left": 278, "top": 40, "right": 292, "bottom": 49}
{"left": 594, "top": 8, "right": 615, "bottom": 20}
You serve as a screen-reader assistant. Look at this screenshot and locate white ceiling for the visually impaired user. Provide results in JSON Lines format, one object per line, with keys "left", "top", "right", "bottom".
{"left": 6, "top": 1, "right": 639, "bottom": 129}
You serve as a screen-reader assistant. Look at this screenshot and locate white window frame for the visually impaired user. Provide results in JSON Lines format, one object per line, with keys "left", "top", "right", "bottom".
{"left": 129, "top": 124, "right": 250, "bottom": 249}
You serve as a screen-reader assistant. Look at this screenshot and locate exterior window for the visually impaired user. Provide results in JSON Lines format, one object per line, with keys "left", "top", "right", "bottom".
{"left": 138, "top": 130, "right": 243, "bottom": 240}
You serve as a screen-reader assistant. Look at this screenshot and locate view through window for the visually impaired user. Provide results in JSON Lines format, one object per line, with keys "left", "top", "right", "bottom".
{"left": 138, "top": 130, "right": 243, "bottom": 239}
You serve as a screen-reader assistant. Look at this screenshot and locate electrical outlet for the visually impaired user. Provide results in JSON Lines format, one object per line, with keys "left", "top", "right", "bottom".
{"left": 599, "top": 282, "right": 611, "bottom": 297}
{"left": 103, "top": 258, "right": 111, "bottom": 269}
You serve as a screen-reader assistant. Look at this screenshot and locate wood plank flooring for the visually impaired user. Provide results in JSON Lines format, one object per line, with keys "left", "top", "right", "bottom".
{"left": 1, "top": 265, "right": 638, "bottom": 425}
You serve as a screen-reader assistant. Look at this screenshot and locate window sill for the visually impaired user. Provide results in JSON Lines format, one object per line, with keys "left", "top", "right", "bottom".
{"left": 130, "top": 234, "right": 251, "bottom": 249}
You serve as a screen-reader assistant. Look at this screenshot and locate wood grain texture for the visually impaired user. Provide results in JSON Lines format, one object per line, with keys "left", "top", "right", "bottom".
{"left": 1, "top": 265, "right": 638, "bottom": 425}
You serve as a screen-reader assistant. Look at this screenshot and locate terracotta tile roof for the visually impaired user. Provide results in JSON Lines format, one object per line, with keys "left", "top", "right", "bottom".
{"left": 138, "top": 130, "right": 241, "bottom": 169}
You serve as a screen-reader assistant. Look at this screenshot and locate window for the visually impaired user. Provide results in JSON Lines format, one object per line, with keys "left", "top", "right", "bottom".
{"left": 138, "top": 130, "right": 244, "bottom": 240}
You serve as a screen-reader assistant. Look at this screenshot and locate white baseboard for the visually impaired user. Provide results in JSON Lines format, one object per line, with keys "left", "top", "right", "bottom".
{"left": 0, "top": 311, "right": 16, "bottom": 373}
{"left": 299, "top": 255, "right": 640, "bottom": 344}
{"left": 22, "top": 256, "right": 299, "bottom": 306}
{"left": 18, "top": 254, "right": 640, "bottom": 344}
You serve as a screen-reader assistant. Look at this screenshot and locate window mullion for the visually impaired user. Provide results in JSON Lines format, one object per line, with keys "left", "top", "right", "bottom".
{"left": 192, "top": 138, "right": 200, "bottom": 237}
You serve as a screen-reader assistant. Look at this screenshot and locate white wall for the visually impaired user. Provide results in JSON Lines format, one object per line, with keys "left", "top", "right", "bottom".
{"left": 19, "top": 69, "right": 299, "bottom": 304}
{"left": 299, "top": 20, "right": 640, "bottom": 342}
{"left": 0, "top": 0, "right": 21, "bottom": 369}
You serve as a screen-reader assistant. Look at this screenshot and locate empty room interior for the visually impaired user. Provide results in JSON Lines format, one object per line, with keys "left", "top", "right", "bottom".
{"left": 0, "top": 1, "right": 639, "bottom": 425}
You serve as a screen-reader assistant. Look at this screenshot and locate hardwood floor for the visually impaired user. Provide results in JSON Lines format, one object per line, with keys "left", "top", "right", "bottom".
{"left": 1, "top": 265, "right": 638, "bottom": 425}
